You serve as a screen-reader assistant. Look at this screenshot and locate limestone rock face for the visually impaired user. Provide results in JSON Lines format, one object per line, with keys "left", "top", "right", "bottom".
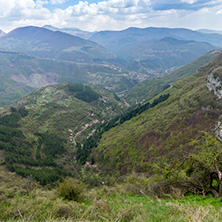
{"left": 215, "top": 121, "right": 222, "bottom": 141}
{"left": 207, "top": 73, "right": 222, "bottom": 141}
{"left": 207, "top": 73, "right": 222, "bottom": 99}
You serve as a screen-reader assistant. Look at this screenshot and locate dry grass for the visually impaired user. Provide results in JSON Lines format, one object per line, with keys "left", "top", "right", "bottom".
{"left": 1, "top": 170, "right": 222, "bottom": 222}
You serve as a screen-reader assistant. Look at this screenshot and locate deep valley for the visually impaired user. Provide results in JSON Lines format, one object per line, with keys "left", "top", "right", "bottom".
{"left": 1, "top": 24, "right": 222, "bottom": 221}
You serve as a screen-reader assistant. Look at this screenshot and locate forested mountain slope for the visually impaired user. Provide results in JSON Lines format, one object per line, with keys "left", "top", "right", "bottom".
{"left": 0, "top": 83, "right": 126, "bottom": 185}
{"left": 107, "top": 37, "right": 215, "bottom": 74}
{"left": 0, "top": 50, "right": 137, "bottom": 106}
{"left": 17, "top": 83, "right": 126, "bottom": 140}
{"left": 125, "top": 50, "right": 220, "bottom": 104}
{"left": 94, "top": 53, "right": 222, "bottom": 178}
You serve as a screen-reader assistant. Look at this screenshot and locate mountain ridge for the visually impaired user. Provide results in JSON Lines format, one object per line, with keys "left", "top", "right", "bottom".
{"left": 89, "top": 27, "right": 217, "bottom": 73}
{"left": 90, "top": 26, "right": 222, "bottom": 48}
{"left": 43, "top": 25, "right": 94, "bottom": 39}
{"left": 0, "top": 26, "right": 115, "bottom": 64}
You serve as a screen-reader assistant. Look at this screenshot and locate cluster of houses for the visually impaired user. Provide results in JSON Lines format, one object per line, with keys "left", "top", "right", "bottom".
{"left": 68, "top": 129, "right": 75, "bottom": 144}
{"left": 75, "top": 119, "right": 100, "bottom": 139}
{"left": 68, "top": 119, "right": 100, "bottom": 144}
{"left": 85, "top": 161, "right": 97, "bottom": 168}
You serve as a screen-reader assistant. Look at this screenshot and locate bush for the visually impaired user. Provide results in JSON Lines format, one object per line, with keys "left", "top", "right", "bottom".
{"left": 53, "top": 199, "right": 80, "bottom": 219}
{"left": 57, "top": 178, "right": 86, "bottom": 201}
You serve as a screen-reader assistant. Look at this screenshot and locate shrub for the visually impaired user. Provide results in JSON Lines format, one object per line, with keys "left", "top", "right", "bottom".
{"left": 57, "top": 178, "right": 86, "bottom": 201}
{"left": 53, "top": 199, "right": 80, "bottom": 219}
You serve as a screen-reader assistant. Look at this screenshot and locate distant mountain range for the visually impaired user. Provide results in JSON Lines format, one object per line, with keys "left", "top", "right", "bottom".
{"left": 89, "top": 27, "right": 222, "bottom": 73}
{"left": 0, "top": 26, "right": 218, "bottom": 76}
{"left": 43, "top": 25, "right": 94, "bottom": 39}
{"left": 0, "top": 25, "right": 221, "bottom": 106}
{"left": 90, "top": 27, "right": 222, "bottom": 49}
{"left": 197, "top": 29, "right": 222, "bottom": 35}
{"left": 0, "top": 26, "right": 115, "bottom": 64}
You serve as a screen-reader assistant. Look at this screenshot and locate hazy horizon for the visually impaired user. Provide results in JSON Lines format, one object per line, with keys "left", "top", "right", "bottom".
{"left": 0, "top": 0, "right": 222, "bottom": 33}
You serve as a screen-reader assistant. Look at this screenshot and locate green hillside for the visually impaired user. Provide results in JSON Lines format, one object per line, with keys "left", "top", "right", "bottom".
{"left": 116, "top": 38, "right": 215, "bottom": 74}
{"left": 94, "top": 52, "right": 222, "bottom": 187}
{"left": 1, "top": 73, "right": 222, "bottom": 220}
{"left": 17, "top": 83, "right": 126, "bottom": 141}
{"left": 0, "top": 50, "right": 138, "bottom": 106}
{"left": 2, "top": 49, "right": 222, "bottom": 221}
{"left": 0, "top": 83, "right": 126, "bottom": 186}
{"left": 125, "top": 50, "right": 221, "bottom": 104}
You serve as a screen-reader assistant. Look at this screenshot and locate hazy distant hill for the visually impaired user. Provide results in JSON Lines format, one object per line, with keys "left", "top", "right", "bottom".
{"left": 0, "top": 30, "right": 5, "bottom": 37}
{"left": 0, "top": 50, "right": 138, "bottom": 106}
{"left": 0, "top": 26, "right": 115, "bottom": 64}
{"left": 90, "top": 27, "right": 217, "bottom": 73}
{"left": 90, "top": 27, "right": 222, "bottom": 49}
{"left": 0, "top": 26, "right": 217, "bottom": 76}
{"left": 43, "top": 25, "right": 94, "bottom": 39}
{"left": 119, "top": 37, "right": 215, "bottom": 73}
{"left": 197, "top": 29, "right": 222, "bottom": 35}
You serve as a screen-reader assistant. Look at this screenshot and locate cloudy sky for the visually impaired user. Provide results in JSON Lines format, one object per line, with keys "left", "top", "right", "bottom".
{"left": 0, "top": 0, "right": 222, "bottom": 33}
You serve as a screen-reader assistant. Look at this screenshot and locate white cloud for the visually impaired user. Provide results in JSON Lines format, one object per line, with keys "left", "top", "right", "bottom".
{"left": 50, "top": 0, "right": 66, "bottom": 5}
{"left": 0, "top": 0, "right": 222, "bottom": 33}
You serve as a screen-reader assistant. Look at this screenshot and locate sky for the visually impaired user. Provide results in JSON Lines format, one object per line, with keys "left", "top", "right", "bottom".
{"left": 0, "top": 0, "right": 222, "bottom": 33}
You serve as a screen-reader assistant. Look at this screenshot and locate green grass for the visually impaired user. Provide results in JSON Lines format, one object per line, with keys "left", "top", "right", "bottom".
{"left": 1, "top": 167, "right": 222, "bottom": 222}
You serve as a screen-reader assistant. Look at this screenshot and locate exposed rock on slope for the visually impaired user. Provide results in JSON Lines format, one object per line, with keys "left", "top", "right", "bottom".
{"left": 10, "top": 73, "right": 58, "bottom": 88}
{"left": 207, "top": 72, "right": 222, "bottom": 99}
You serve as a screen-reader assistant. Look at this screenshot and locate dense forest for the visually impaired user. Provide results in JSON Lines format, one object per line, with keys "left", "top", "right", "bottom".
{"left": 0, "top": 107, "right": 67, "bottom": 185}
{"left": 76, "top": 93, "right": 170, "bottom": 164}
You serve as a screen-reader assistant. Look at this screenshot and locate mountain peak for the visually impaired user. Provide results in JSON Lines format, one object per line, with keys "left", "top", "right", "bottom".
{"left": 0, "top": 25, "right": 115, "bottom": 64}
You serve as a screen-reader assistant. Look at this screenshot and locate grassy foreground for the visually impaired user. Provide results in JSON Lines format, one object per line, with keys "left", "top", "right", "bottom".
{"left": 1, "top": 166, "right": 222, "bottom": 222}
